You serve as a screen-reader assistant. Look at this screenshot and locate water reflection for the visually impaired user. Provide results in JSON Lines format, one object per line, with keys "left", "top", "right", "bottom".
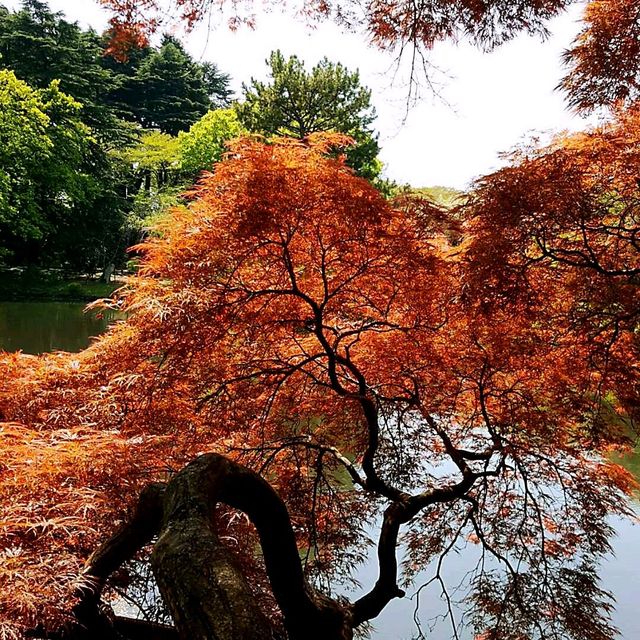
{"left": 0, "top": 302, "right": 120, "bottom": 354}
{"left": 351, "top": 492, "right": 639, "bottom": 639}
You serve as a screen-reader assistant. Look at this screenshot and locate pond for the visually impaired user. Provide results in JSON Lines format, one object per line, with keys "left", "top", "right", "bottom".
{"left": 0, "top": 301, "right": 121, "bottom": 354}
{"left": 353, "top": 512, "right": 639, "bottom": 639}
{"left": 1, "top": 301, "right": 638, "bottom": 639}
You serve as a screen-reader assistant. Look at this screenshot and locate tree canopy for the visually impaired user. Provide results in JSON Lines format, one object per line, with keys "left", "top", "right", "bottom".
{"left": 0, "top": 130, "right": 637, "bottom": 640}
{"left": 0, "top": 3, "right": 232, "bottom": 140}
{"left": 237, "top": 51, "right": 381, "bottom": 179}
{"left": 463, "top": 108, "right": 640, "bottom": 433}
{"left": 179, "top": 108, "right": 245, "bottom": 175}
{"left": 0, "top": 1, "right": 234, "bottom": 272}
{"left": 0, "top": 69, "right": 125, "bottom": 268}
{"left": 0, "top": 0, "right": 124, "bottom": 142}
{"left": 117, "top": 35, "right": 232, "bottom": 135}
{"left": 560, "top": 0, "right": 640, "bottom": 111}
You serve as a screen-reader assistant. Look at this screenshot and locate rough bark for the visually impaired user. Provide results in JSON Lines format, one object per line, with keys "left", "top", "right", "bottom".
{"left": 68, "top": 453, "right": 354, "bottom": 640}
{"left": 150, "top": 456, "right": 278, "bottom": 640}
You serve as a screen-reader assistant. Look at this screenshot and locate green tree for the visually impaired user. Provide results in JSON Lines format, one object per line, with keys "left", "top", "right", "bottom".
{"left": 125, "top": 35, "right": 231, "bottom": 135}
{"left": 0, "top": 4, "right": 234, "bottom": 270}
{"left": 0, "top": 0, "right": 125, "bottom": 143}
{"left": 115, "top": 130, "right": 185, "bottom": 242}
{"left": 0, "top": 4, "right": 231, "bottom": 143}
{"left": 236, "top": 50, "right": 381, "bottom": 179}
{"left": 201, "top": 61, "right": 233, "bottom": 107}
{"left": 179, "top": 108, "right": 245, "bottom": 174}
{"left": 45, "top": 147, "right": 130, "bottom": 273}
{"left": 99, "top": 36, "right": 153, "bottom": 124}
{"left": 0, "top": 69, "right": 126, "bottom": 270}
{"left": 0, "top": 67, "right": 53, "bottom": 257}
{"left": 117, "top": 131, "right": 181, "bottom": 181}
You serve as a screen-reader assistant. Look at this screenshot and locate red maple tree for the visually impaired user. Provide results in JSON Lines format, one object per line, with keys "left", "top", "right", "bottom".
{"left": 0, "top": 131, "right": 637, "bottom": 639}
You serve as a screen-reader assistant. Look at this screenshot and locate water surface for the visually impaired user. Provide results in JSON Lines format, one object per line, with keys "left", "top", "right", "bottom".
{"left": 0, "top": 301, "right": 119, "bottom": 354}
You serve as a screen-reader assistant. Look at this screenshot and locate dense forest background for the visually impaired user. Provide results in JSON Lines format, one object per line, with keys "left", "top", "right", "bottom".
{"left": 0, "top": 0, "right": 411, "bottom": 279}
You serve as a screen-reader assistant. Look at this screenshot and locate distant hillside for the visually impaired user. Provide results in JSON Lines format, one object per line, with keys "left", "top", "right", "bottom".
{"left": 409, "top": 186, "right": 464, "bottom": 208}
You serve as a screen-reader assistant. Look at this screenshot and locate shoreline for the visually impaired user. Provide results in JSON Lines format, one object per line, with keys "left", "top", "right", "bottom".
{"left": 0, "top": 270, "right": 124, "bottom": 303}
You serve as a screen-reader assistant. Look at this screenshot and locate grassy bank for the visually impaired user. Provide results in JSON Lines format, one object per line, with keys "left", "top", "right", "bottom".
{"left": 0, "top": 269, "right": 122, "bottom": 302}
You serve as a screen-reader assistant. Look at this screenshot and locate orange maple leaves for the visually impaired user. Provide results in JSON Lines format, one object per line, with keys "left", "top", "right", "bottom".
{"left": 561, "top": 0, "right": 640, "bottom": 111}
{"left": 0, "top": 133, "right": 637, "bottom": 639}
{"left": 464, "top": 106, "right": 640, "bottom": 434}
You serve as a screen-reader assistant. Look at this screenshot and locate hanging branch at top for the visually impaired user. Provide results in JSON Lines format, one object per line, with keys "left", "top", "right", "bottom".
{"left": 99, "top": 0, "right": 640, "bottom": 112}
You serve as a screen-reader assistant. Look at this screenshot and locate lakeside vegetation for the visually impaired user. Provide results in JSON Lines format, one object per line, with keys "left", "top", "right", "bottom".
{"left": 0, "top": 269, "right": 120, "bottom": 301}
{"left": 0, "top": 0, "right": 410, "bottom": 278}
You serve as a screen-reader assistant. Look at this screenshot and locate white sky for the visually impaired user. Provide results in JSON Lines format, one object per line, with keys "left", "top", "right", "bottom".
{"left": 4, "top": 0, "right": 595, "bottom": 189}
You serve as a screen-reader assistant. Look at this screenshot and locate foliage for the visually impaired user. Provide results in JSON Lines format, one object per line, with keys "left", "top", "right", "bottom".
{"left": 114, "top": 130, "right": 185, "bottom": 244}
{"left": 99, "top": 0, "right": 640, "bottom": 114}
{"left": 98, "top": 38, "right": 153, "bottom": 122}
{"left": 0, "top": 2, "right": 136, "bottom": 271}
{"left": 0, "top": 69, "right": 130, "bottom": 271}
{"left": 0, "top": 67, "right": 52, "bottom": 254}
{"left": 1, "top": 1, "right": 639, "bottom": 638}
{"left": 179, "top": 108, "right": 246, "bottom": 174}
{"left": 0, "top": 2, "right": 232, "bottom": 142}
{"left": 236, "top": 51, "right": 381, "bottom": 179}
{"left": 560, "top": 0, "right": 640, "bottom": 112}
{"left": 100, "top": 33, "right": 231, "bottom": 134}
{"left": 0, "top": 0, "right": 126, "bottom": 143}
{"left": 99, "top": 0, "right": 572, "bottom": 58}
{"left": 463, "top": 107, "right": 640, "bottom": 433}
{"left": 201, "top": 60, "right": 234, "bottom": 106}
{"left": 43, "top": 145, "right": 130, "bottom": 274}
{"left": 0, "top": 1, "right": 235, "bottom": 271}
{"left": 118, "top": 35, "right": 232, "bottom": 135}
{"left": 0, "top": 71, "right": 81, "bottom": 259}
{"left": 116, "top": 130, "right": 181, "bottom": 172}
{"left": 0, "top": 133, "right": 637, "bottom": 640}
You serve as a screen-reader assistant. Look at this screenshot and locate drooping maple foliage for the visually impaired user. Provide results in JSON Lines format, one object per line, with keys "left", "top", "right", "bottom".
{"left": 464, "top": 105, "right": 640, "bottom": 433}
{"left": 98, "top": 0, "right": 640, "bottom": 112}
{"left": 99, "top": 0, "right": 571, "bottom": 56}
{"left": 0, "top": 133, "right": 637, "bottom": 640}
{"left": 560, "top": 0, "right": 640, "bottom": 111}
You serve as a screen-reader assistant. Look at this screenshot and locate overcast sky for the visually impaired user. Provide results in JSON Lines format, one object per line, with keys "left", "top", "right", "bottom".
{"left": 4, "top": 0, "right": 595, "bottom": 189}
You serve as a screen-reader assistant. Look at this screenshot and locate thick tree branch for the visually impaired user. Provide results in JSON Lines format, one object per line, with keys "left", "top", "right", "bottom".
{"left": 75, "top": 453, "right": 353, "bottom": 640}
{"left": 182, "top": 453, "right": 351, "bottom": 639}
{"left": 78, "top": 482, "right": 166, "bottom": 609}
{"left": 351, "top": 501, "right": 407, "bottom": 625}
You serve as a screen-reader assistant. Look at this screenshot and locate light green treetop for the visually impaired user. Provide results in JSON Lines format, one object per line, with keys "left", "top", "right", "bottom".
{"left": 117, "top": 130, "right": 181, "bottom": 172}
{"left": 179, "top": 108, "right": 245, "bottom": 174}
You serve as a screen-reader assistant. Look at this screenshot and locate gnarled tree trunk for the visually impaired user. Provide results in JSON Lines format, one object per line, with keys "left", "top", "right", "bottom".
{"left": 68, "top": 454, "right": 354, "bottom": 640}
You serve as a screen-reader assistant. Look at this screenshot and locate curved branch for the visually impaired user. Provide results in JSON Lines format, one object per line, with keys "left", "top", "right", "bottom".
{"left": 172, "top": 453, "right": 351, "bottom": 639}
{"left": 78, "top": 482, "right": 166, "bottom": 610}
{"left": 68, "top": 454, "right": 354, "bottom": 640}
{"left": 351, "top": 501, "right": 408, "bottom": 625}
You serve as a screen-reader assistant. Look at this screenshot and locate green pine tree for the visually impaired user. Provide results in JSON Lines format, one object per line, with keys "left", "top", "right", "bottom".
{"left": 126, "top": 35, "right": 231, "bottom": 135}
{"left": 236, "top": 50, "right": 381, "bottom": 179}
